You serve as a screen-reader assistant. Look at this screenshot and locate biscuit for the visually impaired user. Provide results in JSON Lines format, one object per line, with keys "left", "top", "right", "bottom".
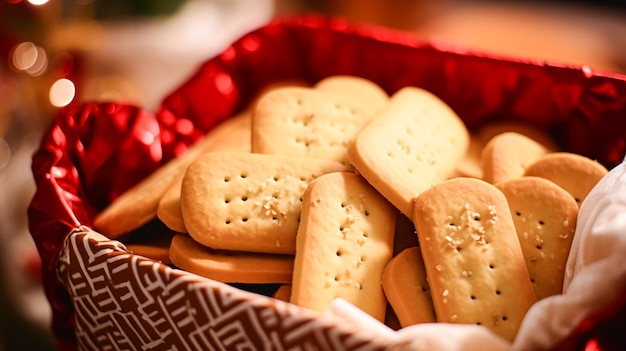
{"left": 272, "top": 284, "right": 292, "bottom": 302}
{"left": 496, "top": 176, "right": 578, "bottom": 300}
{"left": 290, "top": 172, "right": 397, "bottom": 322}
{"left": 477, "top": 121, "right": 560, "bottom": 152}
{"left": 454, "top": 122, "right": 560, "bottom": 180}
{"left": 348, "top": 86, "right": 469, "bottom": 217}
{"left": 382, "top": 246, "right": 436, "bottom": 327}
{"left": 169, "top": 234, "right": 294, "bottom": 284}
{"left": 157, "top": 111, "right": 252, "bottom": 233}
{"left": 181, "top": 152, "right": 350, "bottom": 254}
{"left": 314, "top": 75, "right": 389, "bottom": 114}
{"left": 523, "top": 152, "right": 608, "bottom": 207}
{"left": 124, "top": 229, "right": 175, "bottom": 265}
{"left": 94, "top": 127, "right": 228, "bottom": 238}
{"left": 251, "top": 86, "right": 373, "bottom": 166}
{"left": 481, "top": 132, "right": 549, "bottom": 184}
{"left": 452, "top": 135, "right": 483, "bottom": 179}
{"left": 126, "top": 243, "right": 172, "bottom": 265}
{"left": 412, "top": 177, "right": 536, "bottom": 342}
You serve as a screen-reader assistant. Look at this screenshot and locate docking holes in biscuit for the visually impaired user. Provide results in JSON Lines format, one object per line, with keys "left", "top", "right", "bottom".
{"left": 251, "top": 87, "right": 372, "bottom": 166}
{"left": 496, "top": 176, "right": 578, "bottom": 300}
{"left": 348, "top": 87, "right": 469, "bottom": 217}
{"left": 181, "top": 152, "right": 349, "bottom": 255}
{"left": 290, "top": 172, "right": 396, "bottom": 322}
{"left": 412, "top": 177, "right": 536, "bottom": 342}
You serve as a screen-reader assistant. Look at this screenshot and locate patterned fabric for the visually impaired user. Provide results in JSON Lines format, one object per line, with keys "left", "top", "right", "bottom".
{"left": 57, "top": 227, "right": 389, "bottom": 351}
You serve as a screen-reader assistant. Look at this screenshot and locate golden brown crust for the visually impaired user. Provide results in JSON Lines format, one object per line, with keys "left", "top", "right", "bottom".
{"left": 496, "top": 176, "right": 578, "bottom": 300}
{"left": 523, "top": 152, "right": 608, "bottom": 207}
{"left": 412, "top": 177, "right": 536, "bottom": 342}
{"left": 290, "top": 172, "right": 397, "bottom": 321}
{"left": 156, "top": 112, "right": 252, "bottom": 233}
{"left": 480, "top": 132, "right": 549, "bottom": 184}
{"left": 181, "top": 152, "right": 350, "bottom": 254}
{"left": 169, "top": 234, "right": 294, "bottom": 284}
{"left": 382, "top": 246, "right": 436, "bottom": 327}
{"left": 251, "top": 86, "right": 372, "bottom": 167}
{"left": 348, "top": 86, "right": 469, "bottom": 217}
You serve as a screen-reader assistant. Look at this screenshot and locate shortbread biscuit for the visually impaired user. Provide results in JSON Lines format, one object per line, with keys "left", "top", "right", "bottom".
{"left": 477, "top": 121, "right": 560, "bottom": 152}
{"left": 412, "top": 177, "right": 536, "bottom": 342}
{"left": 382, "top": 246, "right": 436, "bottom": 327}
{"left": 157, "top": 111, "right": 252, "bottom": 233}
{"left": 290, "top": 172, "right": 397, "bottom": 322}
{"left": 481, "top": 132, "right": 549, "bottom": 184}
{"left": 124, "top": 229, "right": 175, "bottom": 265}
{"left": 94, "top": 126, "right": 230, "bottom": 238}
{"left": 523, "top": 152, "right": 608, "bottom": 207}
{"left": 452, "top": 135, "right": 483, "bottom": 179}
{"left": 169, "top": 234, "right": 293, "bottom": 284}
{"left": 272, "top": 284, "right": 292, "bottom": 302}
{"left": 181, "top": 152, "right": 350, "bottom": 254}
{"left": 314, "top": 75, "right": 389, "bottom": 114}
{"left": 348, "top": 86, "right": 469, "bottom": 217}
{"left": 251, "top": 86, "right": 373, "bottom": 166}
{"left": 126, "top": 243, "right": 172, "bottom": 265}
{"left": 496, "top": 176, "right": 578, "bottom": 300}
{"left": 454, "top": 122, "right": 560, "bottom": 179}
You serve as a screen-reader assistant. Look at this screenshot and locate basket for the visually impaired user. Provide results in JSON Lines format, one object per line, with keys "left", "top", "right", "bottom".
{"left": 28, "top": 15, "right": 626, "bottom": 350}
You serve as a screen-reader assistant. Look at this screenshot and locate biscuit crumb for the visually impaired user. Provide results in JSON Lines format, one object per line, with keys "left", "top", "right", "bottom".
{"left": 256, "top": 196, "right": 285, "bottom": 218}
{"left": 356, "top": 236, "right": 366, "bottom": 246}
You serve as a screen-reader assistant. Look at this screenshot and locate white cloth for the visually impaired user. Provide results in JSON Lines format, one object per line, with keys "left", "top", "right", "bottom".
{"left": 513, "top": 156, "right": 626, "bottom": 350}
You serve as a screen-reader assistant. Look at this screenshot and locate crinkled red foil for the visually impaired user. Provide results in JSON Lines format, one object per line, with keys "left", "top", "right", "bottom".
{"left": 28, "top": 14, "right": 626, "bottom": 350}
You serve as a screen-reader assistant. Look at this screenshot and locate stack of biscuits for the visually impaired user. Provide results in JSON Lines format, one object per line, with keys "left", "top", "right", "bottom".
{"left": 93, "top": 76, "right": 609, "bottom": 343}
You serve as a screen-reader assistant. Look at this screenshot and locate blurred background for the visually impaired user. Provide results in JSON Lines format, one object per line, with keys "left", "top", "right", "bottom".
{"left": 0, "top": 0, "right": 624, "bottom": 349}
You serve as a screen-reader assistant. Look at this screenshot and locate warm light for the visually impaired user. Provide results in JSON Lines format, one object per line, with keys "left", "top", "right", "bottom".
{"left": 49, "top": 78, "right": 76, "bottom": 107}
{"left": 10, "top": 42, "right": 48, "bottom": 75}
{"left": 28, "top": 0, "right": 49, "bottom": 5}
{"left": 25, "top": 46, "right": 48, "bottom": 76}
{"left": 11, "top": 42, "right": 38, "bottom": 71}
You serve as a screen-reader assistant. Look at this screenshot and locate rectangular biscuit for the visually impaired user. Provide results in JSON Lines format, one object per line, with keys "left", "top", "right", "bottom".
{"left": 314, "top": 75, "right": 389, "bottom": 115}
{"left": 480, "top": 132, "right": 549, "bottom": 184}
{"left": 157, "top": 111, "right": 252, "bottom": 233}
{"left": 169, "top": 234, "right": 293, "bottom": 284}
{"left": 496, "top": 176, "right": 578, "bottom": 300}
{"left": 290, "top": 172, "right": 397, "bottom": 322}
{"left": 412, "top": 177, "right": 536, "bottom": 342}
{"left": 382, "top": 246, "right": 436, "bottom": 327}
{"left": 181, "top": 152, "right": 350, "bottom": 254}
{"left": 251, "top": 86, "right": 374, "bottom": 166}
{"left": 523, "top": 152, "right": 608, "bottom": 207}
{"left": 348, "top": 86, "right": 469, "bottom": 217}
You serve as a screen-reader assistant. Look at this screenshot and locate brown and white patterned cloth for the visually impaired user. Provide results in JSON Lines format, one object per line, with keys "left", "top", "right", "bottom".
{"left": 58, "top": 226, "right": 393, "bottom": 351}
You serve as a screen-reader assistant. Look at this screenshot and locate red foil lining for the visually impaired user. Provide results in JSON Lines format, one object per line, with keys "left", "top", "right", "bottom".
{"left": 28, "top": 14, "right": 626, "bottom": 350}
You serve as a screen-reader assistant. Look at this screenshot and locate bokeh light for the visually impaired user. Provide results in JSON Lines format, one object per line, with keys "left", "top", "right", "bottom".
{"left": 11, "top": 42, "right": 38, "bottom": 71}
{"left": 10, "top": 42, "right": 49, "bottom": 76}
{"left": 27, "top": 0, "right": 49, "bottom": 5}
{"left": 49, "top": 78, "right": 76, "bottom": 107}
